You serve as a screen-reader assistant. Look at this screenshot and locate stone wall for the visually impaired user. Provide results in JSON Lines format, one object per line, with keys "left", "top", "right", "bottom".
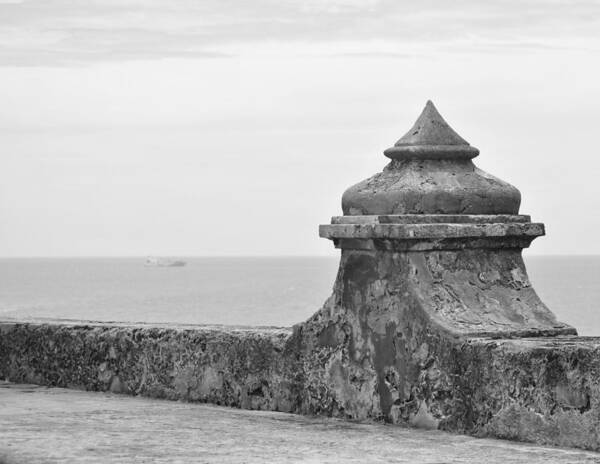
{"left": 0, "top": 321, "right": 298, "bottom": 412}
{"left": 3, "top": 316, "right": 600, "bottom": 451}
{"left": 454, "top": 337, "right": 600, "bottom": 450}
{"left": 286, "top": 248, "right": 600, "bottom": 451}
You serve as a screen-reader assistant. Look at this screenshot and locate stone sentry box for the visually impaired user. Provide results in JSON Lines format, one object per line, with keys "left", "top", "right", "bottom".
{"left": 2, "top": 102, "right": 600, "bottom": 451}
{"left": 319, "top": 100, "right": 573, "bottom": 340}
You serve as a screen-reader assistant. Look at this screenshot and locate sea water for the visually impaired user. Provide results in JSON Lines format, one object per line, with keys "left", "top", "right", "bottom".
{"left": 0, "top": 256, "right": 598, "bottom": 335}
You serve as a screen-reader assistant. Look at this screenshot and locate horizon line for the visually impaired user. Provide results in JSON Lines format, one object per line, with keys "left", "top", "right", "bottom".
{"left": 1, "top": 253, "right": 599, "bottom": 259}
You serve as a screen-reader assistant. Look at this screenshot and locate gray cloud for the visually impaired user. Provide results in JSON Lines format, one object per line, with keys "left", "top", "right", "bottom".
{"left": 0, "top": 0, "right": 599, "bottom": 65}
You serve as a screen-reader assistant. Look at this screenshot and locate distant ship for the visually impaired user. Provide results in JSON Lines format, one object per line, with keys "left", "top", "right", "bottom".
{"left": 144, "top": 257, "right": 186, "bottom": 267}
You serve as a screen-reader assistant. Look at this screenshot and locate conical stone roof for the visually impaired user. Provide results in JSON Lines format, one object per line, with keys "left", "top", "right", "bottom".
{"left": 342, "top": 101, "right": 520, "bottom": 215}
{"left": 384, "top": 100, "right": 479, "bottom": 161}
{"left": 395, "top": 100, "right": 469, "bottom": 146}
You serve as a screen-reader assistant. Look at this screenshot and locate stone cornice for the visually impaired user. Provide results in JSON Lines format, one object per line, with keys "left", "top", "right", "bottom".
{"left": 320, "top": 218, "right": 544, "bottom": 250}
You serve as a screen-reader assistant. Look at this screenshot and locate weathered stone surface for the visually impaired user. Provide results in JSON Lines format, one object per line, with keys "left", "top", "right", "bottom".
{"left": 304, "top": 249, "right": 572, "bottom": 339}
{"left": 0, "top": 321, "right": 298, "bottom": 412}
{"left": 293, "top": 318, "right": 600, "bottom": 451}
{"left": 384, "top": 100, "right": 479, "bottom": 161}
{"left": 458, "top": 337, "right": 600, "bottom": 450}
{"left": 322, "top": 215, "right": 544, "bottom": 252}
{"left": 320, "top": 222, "right": 544, "bottom": 240}
{"left": 342, "top": 159, "right": 522, "bottom": 216}
{"left": 331, "top": 214, "right": 532, "bottom": 224}
{"left": 1, "top": 317, "right": 598, "bottom": 451}
{"left": 341, "top": 102, "right": 520, "bottom": 215}
{"left": 287, "top": 247, "right": 585, "bottom": 437}
{"left": 319, "top": 221, "right": 545, "bottom": 252}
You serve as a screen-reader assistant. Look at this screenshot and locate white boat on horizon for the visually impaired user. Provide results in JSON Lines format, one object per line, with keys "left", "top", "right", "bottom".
{"left": 144, "top": 257, "right": 186, "bottom": 267}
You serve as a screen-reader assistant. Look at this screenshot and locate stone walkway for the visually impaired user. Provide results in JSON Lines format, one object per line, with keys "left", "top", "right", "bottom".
{"left": 1, "top": 382, "right": 598, "bottom": 464}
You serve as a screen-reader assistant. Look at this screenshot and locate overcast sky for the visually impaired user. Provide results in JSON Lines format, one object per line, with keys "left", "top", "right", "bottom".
{"left": 1, "top": 0, "right": 599, "bottom": 256}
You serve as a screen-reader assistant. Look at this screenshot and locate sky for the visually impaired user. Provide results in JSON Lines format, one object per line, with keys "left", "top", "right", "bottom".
{"left": 1, "top": 0, "right": 599, "bottom": 257}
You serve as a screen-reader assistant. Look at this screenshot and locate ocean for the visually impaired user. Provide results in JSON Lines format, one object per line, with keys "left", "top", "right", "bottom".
{"left": 0, "top": 256, "right": 599, "bottom": 335}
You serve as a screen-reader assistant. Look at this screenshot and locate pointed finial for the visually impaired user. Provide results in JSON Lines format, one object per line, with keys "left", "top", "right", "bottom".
{"left": 384, "top": 101, "right": 479, "bottom": 160}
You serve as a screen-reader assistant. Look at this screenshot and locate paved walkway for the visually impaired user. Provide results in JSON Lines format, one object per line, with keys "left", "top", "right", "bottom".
{"left": 1, "top": 382, "right": 598, "bottom": 464}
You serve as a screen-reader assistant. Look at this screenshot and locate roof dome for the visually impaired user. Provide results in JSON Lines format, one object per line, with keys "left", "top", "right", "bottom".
{"left": 342, "top": 101, "right": 521, "bottom": 215}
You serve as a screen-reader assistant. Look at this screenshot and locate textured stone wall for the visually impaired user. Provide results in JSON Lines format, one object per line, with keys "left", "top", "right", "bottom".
{"left": 289, "top": 247, "right": 573, "bottom": 421}
{"left": 0, "top": 322, "right": 299, "bottom": 412}
{"left": 449, "top": 337, "right": 600, "bottom": 451}
{"left": 3, "top": 309, "right": 600, "bottom": 451}
{"left": 293, "top": 306, "right": 600, "bottom": 450}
